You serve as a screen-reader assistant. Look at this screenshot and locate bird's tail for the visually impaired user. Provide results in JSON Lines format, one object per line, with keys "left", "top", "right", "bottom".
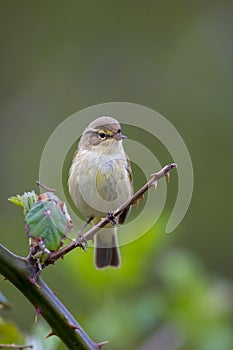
{"left": 94, "top": 226, "right": 121, "bottom": 269}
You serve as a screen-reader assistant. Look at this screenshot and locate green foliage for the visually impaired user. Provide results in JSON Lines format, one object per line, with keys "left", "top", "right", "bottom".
{"left": 0, "top": 311, "right": 27, "bottom": 348}
{"left": 156, "top": 250, "right": 233, "bottom": 350}
{"left": 9, "top": 191, "right": 72, "bottom": 252}
{"left": 0, "top": 293, "right": 27, "bottom": 347}
{"left": 0, "top": 321, "right": 24, "bottom": 345}
{"left": 25, "top": 200, "right": 67, "bottom": 251}
{"left": 8, "top": 191, "right": 38, "bottom": 215}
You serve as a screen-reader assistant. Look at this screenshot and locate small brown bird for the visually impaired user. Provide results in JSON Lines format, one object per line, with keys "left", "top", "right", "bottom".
{"left": 68, "top": 116, "right": 133, "bottom": 268}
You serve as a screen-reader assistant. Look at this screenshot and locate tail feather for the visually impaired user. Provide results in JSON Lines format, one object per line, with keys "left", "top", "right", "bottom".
{"left": 94, "top": 227, "right": 121, "bottom": 269}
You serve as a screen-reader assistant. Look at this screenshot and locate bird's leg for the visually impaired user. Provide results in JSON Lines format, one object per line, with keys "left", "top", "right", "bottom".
{"left": 107, "top": 211, "right": 117, "bottom": 226}
{"left": 75, "top": 217, "right": 93, "bottom": 250}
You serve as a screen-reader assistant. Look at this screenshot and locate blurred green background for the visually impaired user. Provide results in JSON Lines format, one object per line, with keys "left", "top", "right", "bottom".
{"left": 0, "top": 1, "right": 232, "bottom": 350}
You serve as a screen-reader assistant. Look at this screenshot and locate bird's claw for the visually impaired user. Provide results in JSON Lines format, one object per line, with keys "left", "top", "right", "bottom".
{"left": 75, "top": 233, "right": 88, "bottom": 251}
{"left": 107, "top": 211, "right": 117, "bottom": 225}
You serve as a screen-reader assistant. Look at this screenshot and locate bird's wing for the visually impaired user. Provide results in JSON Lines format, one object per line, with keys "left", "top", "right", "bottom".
{"left": 118, "top": 157, "right": 133, "bottom": 225}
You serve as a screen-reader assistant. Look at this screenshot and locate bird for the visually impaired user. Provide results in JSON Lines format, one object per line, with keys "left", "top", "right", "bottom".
{"left": 68, "top": 116, "right": 133, "bottom": 268}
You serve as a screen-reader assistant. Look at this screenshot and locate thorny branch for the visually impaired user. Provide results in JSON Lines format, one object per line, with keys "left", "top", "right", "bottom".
{"left": 0, "top": 244, "right": 103, "bottom": 350}
{"left": 45, "top": 163, "right": 177, "bottom": 267}
{"left": 0, "top": 163, "right": 176, "bottom": 350}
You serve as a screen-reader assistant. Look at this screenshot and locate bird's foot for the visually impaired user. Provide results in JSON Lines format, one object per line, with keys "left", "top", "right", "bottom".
{"left": 75, "top": 232, "right": 88, "bottom": 251}
{"left": 107, "top": 211, "right": 117, "bottom": 225}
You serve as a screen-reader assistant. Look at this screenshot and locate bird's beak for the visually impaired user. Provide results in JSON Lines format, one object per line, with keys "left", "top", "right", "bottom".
{"left": 113, "top": 132, "right": 127, "bottom": 141}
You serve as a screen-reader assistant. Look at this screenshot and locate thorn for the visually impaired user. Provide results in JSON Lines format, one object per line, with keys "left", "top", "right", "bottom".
{"left": 75, "top": 235, "right": 88, "bottom": 252}
{"left": 154, "top": 181, "right": 158, "bottom": 190}
{"left": 35, "top": 307, "right": 40, "bottom": 323}
{"left": 2, "top": 277, "right": 8, "bottom": 281}
{"left": 141, "top": 194, "right": 145, "bottom": 202}
{"left": 75, "top": 241, "right": 86, "bottom": 252}
{"left": 45, "top": 330, "right": 56, "bottom": 338}
{"left": 81, "top": 244, "right": 87, "bottom": 252}
{"left": 165, "top": 171, "right": 170, "bottom": 183}
{"left": 96, "top": 340, "right": 109, "bottom": 349}
{"left": 28, "top": 277, "right": 40, "bottom": 288}
{"left": 68, "top": 322, "right": 81, "bottom": 331}
{"left": 132, "top": 198, "right": 140, "bottom": 208}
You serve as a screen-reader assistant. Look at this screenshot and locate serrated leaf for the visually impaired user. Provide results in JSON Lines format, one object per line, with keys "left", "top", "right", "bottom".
{"left": 8, "top": 195, "right": 24, "bottom": 207}
{"left": 25, "top": 201, "right": 67, "bottom": 251}
{"left": 8, "top": 191, "right": 38, "bottom": 215}
{"left": 21, "top": 191, "right": 38, "bottom": 214}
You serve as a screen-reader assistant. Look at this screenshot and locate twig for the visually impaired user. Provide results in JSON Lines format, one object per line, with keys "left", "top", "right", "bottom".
{"left": 36, "top": 181, "right": 55, "bottom": 192}
{"left": 45, "top": 163, "right": 177, "bottom": 266}
{"left": 0, "top": 344, "right": 33, "bottom": 349}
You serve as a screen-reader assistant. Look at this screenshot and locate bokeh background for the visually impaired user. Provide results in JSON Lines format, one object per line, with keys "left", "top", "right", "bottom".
{"left": 0, "top": 1, "right": 232, "bottom": 350}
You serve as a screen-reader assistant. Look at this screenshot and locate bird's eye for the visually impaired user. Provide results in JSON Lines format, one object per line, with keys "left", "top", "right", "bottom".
{"left": 98, "top": 132, "right": 106, "bottom": 139}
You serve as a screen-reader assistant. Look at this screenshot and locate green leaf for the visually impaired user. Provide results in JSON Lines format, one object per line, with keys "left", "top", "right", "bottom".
{"left": 0, "top": 321, "right": 24, "bottom": 345}
{"left": 25, "top": 200, "right": 68, "bottom": 251}
{"left": 8, "top": 191, "right": 38, "bottom": 215}
{"left": 8, "top": 195, "right": 24, "bottom": 208}
{"left": 21, "top": 191, "right": 38, "bottom": 215}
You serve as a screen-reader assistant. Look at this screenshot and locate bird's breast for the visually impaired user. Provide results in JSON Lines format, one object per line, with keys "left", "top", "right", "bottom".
{"left": 70, "top": 149, "right": 132, "bottom": 217}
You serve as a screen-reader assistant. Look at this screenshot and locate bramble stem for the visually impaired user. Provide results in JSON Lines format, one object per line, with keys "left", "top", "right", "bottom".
{"left": 0, "top": 244, "right": 100, "bottom": 350}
